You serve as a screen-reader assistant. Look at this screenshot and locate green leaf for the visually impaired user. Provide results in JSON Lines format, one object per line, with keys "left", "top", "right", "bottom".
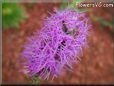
{"left": 60, "top": 0, "right": 89, "bottom": 13}
{"left": 2, "top": 3, "right": 27, "bottom": 29}
{"left": 68, "top": 0, "right": 85, "bottom": 9}
{"left": 0, "top": 3, "right": 2, "bottom": 28}
{"left": 94, "top": 16, "right": 112, "bottom": 27}
{"left": 112, "top": 17, "right": 114, "bottom": 32}
{"left": 60, "top": 0, "right": 68, "bottom": 10}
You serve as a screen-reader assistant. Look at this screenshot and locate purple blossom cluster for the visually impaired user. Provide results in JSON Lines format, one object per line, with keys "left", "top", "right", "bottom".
{"left": 21, "top": 9, "right": 91, "bottom": 79}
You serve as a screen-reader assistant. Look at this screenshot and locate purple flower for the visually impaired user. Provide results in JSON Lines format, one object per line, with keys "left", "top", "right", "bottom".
{"left": 21, "top": 9, "right": 91, "bottom": 79}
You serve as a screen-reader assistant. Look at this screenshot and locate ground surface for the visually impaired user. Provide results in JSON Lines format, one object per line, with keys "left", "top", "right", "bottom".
{"left": 2, "top": 3, "right": 114, "bottom": 84}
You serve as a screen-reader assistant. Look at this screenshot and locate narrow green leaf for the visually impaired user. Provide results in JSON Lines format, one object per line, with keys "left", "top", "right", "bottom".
{"left": 112, "top": 17, "right": 114, "bottom": 32}
{"left": 94, "top": 16, "right": 112, "bottom": 27}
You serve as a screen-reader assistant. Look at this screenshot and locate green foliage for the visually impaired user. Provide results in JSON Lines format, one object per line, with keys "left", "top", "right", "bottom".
{"left": 60, "top": 0, "right": 85, "bottom": 10}
{"left": 93, "top": 16, "right": 114, "bottom": 33}
{"left": 60, "top": 0, "right": 90, "bottom": 13}
{"left": 68, "top": 0, "right": 85, "bottom": 9}
{"left": 94, "top": 16, "right": 112, "bottom": 27}
{"left": 2, "top": 3, "right": 27, "bottom": 29}
{"left": 68, "top": 0, "right": 79, "bottom": 8}
{"left": 60, "top": 0, "right": 68, "bottom": 10}
{"left": 31, "top": 74, "right": 40, "bottom": 84}
{"left": 0, "top": 3, "right": 2, "bottom": 28}
{"left": 112, "top": 17, "right": 114, "bottom": 32}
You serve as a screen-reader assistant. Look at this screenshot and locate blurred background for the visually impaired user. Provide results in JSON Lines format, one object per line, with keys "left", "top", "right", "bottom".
{"left": 2, "top": 0, "right": 114, "bottom": 84}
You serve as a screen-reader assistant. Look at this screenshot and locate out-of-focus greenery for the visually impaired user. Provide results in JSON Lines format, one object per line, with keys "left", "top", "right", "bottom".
{"left": 93, "top": 16, "right": 114, "bottom": 33}
{"left": 2, "top": 3, "right": 27, "bottom": 29}
{"left": 60, "top": 0, "right": 84, "bottom": 10}
{"left": 31, "top": 74, "right": 41, "bottom": 84}
{"left": 94, "top": 16, "right": 112, "bottom": 27}
{"left": 68, "top": 0, "right": 85, "bottom": 9}
{"left": 112, "top": 17, "right": 114, "bottom": 30}
{"left": 60, "top": 0, "right": 68, "bottom": 10}
{"left": 0, "top": 3, "right": 2, "bottom": 29}
{"left": 60, "top": 0, "right": 91, "bottom": 13}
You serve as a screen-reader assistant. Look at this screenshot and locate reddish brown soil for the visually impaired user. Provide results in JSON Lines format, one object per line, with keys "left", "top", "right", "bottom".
{"left": 2, "top": 3, "right": 114, "bottom": 84}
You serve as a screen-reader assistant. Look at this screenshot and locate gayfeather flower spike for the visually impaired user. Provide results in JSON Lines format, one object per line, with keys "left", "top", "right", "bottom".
{"left": 21, "top": 8, "right": 91, "bottom": 80}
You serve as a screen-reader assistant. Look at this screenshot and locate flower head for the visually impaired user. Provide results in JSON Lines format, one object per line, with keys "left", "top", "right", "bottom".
{"left": 21, "top": 9, "right": 91, "bottom": 79}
